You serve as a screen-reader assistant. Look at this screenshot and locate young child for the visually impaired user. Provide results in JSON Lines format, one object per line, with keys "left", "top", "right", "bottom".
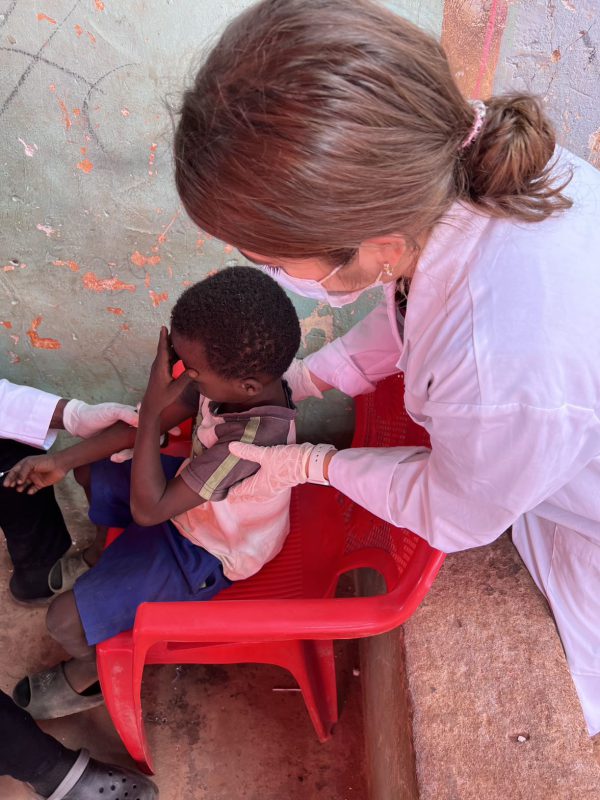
{"left": 9, "top": 266, "right": 302, "bottom": 718}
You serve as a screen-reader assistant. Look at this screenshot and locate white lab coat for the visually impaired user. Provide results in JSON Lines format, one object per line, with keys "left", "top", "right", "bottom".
{"left": 0, "top": 379, "right": 60, "bottom": 449}
{"left": 305, "top": 149, "right": 600, "bottom": 735}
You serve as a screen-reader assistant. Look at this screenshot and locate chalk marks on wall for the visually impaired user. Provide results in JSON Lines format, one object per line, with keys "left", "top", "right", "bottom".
{"left": 17, "top": 137, "right": 38, "bottom": 156}
{"left": 0, "top": 0, "right": 83, "bottom": 118}
{"left": 0, "top": 0, "right": 136, "bottom": 162}
{"left": 36, "top": 223, "right": 58, "bottom": 237}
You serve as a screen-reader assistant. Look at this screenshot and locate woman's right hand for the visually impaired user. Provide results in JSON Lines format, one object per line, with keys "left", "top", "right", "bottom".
{"left": 227, "top": 441, "right": 314, "bottom": 501}
{"left": 3, "top": 453, "right": 67, "bottom": 494}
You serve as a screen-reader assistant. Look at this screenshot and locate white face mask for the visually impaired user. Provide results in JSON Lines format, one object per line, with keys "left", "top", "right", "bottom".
{"left": 257, "top": 264, "right": 392, "bottom": 308}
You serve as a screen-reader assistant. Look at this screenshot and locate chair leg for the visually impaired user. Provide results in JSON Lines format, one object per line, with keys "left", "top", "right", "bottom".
{"left": 97, "top": 639, "right": 154, "bottom": 774}
{"left": 287, "top": 640, "right": 338, "bottom": 742}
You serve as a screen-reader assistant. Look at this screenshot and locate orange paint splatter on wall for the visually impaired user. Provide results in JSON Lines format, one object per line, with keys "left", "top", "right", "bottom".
{"left": 74, "top": 23, "right": 84, "bottom": 35}
{"left": 52, "top": 260, "right": 80, "bottom": 272}
{"left": 106, "top": 307, "right": 124, "bottom": 315}
{"left": 87, "top": 31, "right": 96, "bottom": 44}
{"left": 27, "top": 317, "right": 61, "bottom": 350}
{"left": 120, "top": 323, "right": 130, "bottom": 332}
{"left": 83, "top": 272, "right": 136, "bottom": 293}
{"left": 9, "top": 352, "right": 20, "bottom": 364}
{"left": 73, "top": 108, "right": 81, "bottom": 117}
{"left": 144, "top": 272, "right": 151, "bottom": 287}
{"left": 148, "top": 142, "right": 158, "bottom": 176}
{"left": 58, "top": 99, "right": 72, "bottom": 130}
{"left": 95, "top": 0, "right": 105, "bottom": 10}
{"left": 149, "top": 291, "right": 169, "bottom": 308}
{"left": 1, "top": 321, "right": 13, "bottom": 329}
{"left": 130, "top": 251, "right": 161, "bottom": 267}
{"left": 77, "top": 158, "right": 94, "bottom": 173}
{"left": 2, "top": 264, "right": 16, "bottom": 272}
{"left": 37, "top": 13, "right": 57, "bottom": 24}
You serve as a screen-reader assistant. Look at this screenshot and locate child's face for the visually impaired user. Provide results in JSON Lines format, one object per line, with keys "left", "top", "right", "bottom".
{"left": 169, "top": 328, "right": 262, "bottom": 403}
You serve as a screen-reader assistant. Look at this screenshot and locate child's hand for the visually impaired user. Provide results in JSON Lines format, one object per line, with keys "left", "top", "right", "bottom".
{"left": 3, "top": 453, "right": 67, "bottom": 494}
{"left": 140, "top": 327, "right": 197, "bottom": 417}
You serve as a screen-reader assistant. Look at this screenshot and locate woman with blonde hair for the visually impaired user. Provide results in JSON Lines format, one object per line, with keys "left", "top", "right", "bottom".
{"left": 174, "top": 0, "right": 600, "bottom": 734}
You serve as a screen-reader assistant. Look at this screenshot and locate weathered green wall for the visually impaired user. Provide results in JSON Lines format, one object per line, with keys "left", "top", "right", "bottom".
{"left": 1, "top": 0, "right": 599, "bottom": 449}
{"left": 0, "top": 0, "right": 381, "bottom": 446}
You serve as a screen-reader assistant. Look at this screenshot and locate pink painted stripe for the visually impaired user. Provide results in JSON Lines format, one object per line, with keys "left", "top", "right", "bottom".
{"left": 473, "top": 0, "right": 508, "bottom": 97}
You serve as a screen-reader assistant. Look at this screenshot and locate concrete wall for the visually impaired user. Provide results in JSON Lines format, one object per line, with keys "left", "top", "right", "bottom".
{"left": 0, "top": 0, "right": 379, "bottom": 445}
{"left": 1, "top": 0, "right": 599, "bottom": 446}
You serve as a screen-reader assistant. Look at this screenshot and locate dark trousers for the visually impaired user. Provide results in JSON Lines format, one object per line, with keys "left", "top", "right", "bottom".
{"left": 0, "top": 438, "right": 71, "bottom": 593}
{"left": 0, "top": 688, "right": 71, "bottom": 782}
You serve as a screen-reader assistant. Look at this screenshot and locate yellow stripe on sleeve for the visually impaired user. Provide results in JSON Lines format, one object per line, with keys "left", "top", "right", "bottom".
{"left": 198, "top": 416, "right": 261, "bottom": 501}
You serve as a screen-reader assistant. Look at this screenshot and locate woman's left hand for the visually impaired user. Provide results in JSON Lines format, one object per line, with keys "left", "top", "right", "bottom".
{"left": 141, "top": 327, "right": 197, "bottom": 417}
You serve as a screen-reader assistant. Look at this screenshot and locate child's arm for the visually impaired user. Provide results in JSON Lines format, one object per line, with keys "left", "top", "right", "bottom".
{"left": 4, "top": 383, "right": 199, "bottom": 494}
{"left": 130, "top": 328, "right": 272, "bottom": 526}
{"left": 131, "top": 327, "right": 203, "bottom": 525}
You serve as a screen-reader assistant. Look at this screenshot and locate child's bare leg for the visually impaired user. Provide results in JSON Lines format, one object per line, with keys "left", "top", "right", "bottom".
{"left": 46, "top": 591, "right": 98, "bottom": 692}
{"left": 73, "top": 464, "right": 92, "bottom": 503}
{"left": 81, "top": 525, "right": 107, "bottom": 566}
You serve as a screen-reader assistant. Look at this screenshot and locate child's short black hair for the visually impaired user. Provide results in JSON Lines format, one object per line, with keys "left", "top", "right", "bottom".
{"left": 171, "top": 266, "right": 301, "bottom": 379}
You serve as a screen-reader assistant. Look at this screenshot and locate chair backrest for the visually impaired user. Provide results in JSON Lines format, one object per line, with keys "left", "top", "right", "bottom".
{"left": 339, "top": 373, "right": 433, "bottom": 592}
{"left": 218, "top": 373, "right": 434, "bottom": 602}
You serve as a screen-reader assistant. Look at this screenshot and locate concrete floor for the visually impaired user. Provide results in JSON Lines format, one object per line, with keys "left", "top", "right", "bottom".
{"left": 0, "top": 477, "right": 366, "bottom": 800}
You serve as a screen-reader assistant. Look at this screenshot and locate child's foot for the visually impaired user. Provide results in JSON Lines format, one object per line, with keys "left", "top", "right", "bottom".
{"left": 12, "top": 663, "right": 103, "bottom": 720}
{"left": 48, "top": 553, "right": 93, "bottom": 595}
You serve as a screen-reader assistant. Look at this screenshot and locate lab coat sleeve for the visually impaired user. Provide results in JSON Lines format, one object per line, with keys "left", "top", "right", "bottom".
{"left": 0, "top": 379, "right": 61, "bottom": 449}
{"left": 329, "top": 401, "right": 599, "bottom": 553}
{"left": 303, "top": 300, "right": 402, "bottom": 396}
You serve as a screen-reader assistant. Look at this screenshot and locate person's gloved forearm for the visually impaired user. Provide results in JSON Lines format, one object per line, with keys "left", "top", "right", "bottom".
{"left": 61, "top": 399, "right": 139, "bottom": 439}
{"left": 227, "top": 441, "right": 337, "bottom": 501}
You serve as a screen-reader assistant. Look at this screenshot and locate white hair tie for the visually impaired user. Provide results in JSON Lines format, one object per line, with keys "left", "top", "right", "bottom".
{"left": 460, "top": 99, "right": 487, "bottom": 151}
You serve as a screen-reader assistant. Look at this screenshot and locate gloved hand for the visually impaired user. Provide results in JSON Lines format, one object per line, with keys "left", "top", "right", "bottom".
{"left": 63, "top": 399, "right": 139, "bottom": 439}
{"left": 110, "top": 425, "right": 182, "bottom": 463}
{"left": 283, "top": 359, "right": 324, "bottom": 402}
{"left": 227, "top": 441, "right": 314, "bottom": 501}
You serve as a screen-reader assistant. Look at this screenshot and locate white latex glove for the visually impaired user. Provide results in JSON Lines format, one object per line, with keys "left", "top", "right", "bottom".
{"left": 110, "top": 425, "right": 182, "bottom": 463}
{"left": 227, "top": 441, "right": 313, "bottom": 501}
{"left": 63, "top": 399, "right": 139, "bottom": 439}
{"left": 283, "top": 359, "right": 324, "bottom": 402}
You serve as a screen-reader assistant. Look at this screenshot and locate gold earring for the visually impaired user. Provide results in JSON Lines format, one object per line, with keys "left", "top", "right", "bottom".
{"left": 382, "top": 262, "right": 394, "bottom": 277}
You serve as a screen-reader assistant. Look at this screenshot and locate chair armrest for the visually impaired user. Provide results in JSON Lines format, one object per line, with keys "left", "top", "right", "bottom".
{"left": 133, "top": 592, "right": 415, "bottom": 646}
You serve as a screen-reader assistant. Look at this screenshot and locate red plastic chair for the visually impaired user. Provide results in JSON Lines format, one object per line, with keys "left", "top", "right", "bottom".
{"left": 97, "top": 372, "right": 446, "bottom": 773}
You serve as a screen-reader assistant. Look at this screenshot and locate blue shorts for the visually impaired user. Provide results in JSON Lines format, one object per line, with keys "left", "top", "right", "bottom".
{"left": 73, "top": 458, "right": 232, "bottom": 646}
